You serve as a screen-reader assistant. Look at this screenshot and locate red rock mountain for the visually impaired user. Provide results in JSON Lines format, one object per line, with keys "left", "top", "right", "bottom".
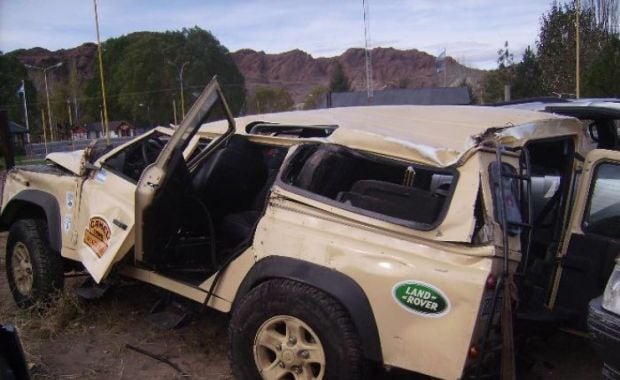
{"left": 12, "top": 44, "right": 484, "bottom": 104}
{"left": 232, "top": 47, "right": 484, "bottom": 103}
{"left": 11, "top": 43, "right": 98, "bottom": 89}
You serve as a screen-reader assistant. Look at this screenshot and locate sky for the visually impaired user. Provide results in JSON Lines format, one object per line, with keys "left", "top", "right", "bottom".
{"left": 0, "top": 0, "right": 558, "bottom": 69}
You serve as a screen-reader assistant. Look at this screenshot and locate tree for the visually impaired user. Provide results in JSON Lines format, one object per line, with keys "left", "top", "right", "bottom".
{"left": 583, "top": 36, "right": 620, "bottom": 96}
{"left": 481, "top": 41, "right": 515, "bottom": 103}
{"left": 512, "top": 46, "right": 547, "bottom": 99}
{"left": 585, "top": 0, "right": 619, "bottom": 36}
{"left": 537, "top": 2, "right": 605, "bottom": 96}
{"left": 249, "top": 87, "right": 293, "bottom": 114}
{"left": 329, "top": 63, "right": 350, "bottom": 92}
{"left": 83, "top": 27, "right": 245, "bottom": 126}
{"left": 303, "top": 85, "right": 328, "bottom": 109}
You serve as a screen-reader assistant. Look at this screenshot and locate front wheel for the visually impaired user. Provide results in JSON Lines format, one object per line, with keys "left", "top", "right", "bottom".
{"left": 229, "top": 279, "right": 364, "bottom": 380}
{"left": 6, "top": 219, "right": 64, "bottom": 308}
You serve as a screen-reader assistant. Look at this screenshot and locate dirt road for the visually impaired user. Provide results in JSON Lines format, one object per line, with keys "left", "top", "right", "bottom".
{"left": 0, "top": 232, "right": 604, "bottom": 379}
{"left": 0, "top": 232, "right": 232, "bottom": 379}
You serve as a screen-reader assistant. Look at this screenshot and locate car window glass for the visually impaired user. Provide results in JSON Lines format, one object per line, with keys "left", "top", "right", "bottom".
{"left": 583, "top": 162, "right": 620, "bottom": 239}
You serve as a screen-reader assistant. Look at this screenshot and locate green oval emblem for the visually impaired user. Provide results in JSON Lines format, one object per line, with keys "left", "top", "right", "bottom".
{"left": 392, "top": 281, "right": 451, "bottom": 317}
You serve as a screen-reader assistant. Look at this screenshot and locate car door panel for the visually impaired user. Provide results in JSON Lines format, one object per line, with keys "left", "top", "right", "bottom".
{"left": 135, "top": 77, "right": 236, "bottom": 263}
{"left": 552, "top": 149, "right": 620, "bottom": 326}
{"left": 75, "top": 170, "right": 135, "bottom": 282}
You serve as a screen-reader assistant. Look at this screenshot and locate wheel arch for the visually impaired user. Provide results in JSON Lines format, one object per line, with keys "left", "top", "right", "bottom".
{"left": 1, "top": 190, "right": 62, "bottom": 252}
{"left": 234, "top": 255, "right": 383, "bottom": 362}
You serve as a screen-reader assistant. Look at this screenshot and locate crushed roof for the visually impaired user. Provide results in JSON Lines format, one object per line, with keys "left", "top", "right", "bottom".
{"left": 320, "top": 87, "right": 471, "bottom": 108}
{"left": 206, "top": 105, "right": 583, "bottom": 166}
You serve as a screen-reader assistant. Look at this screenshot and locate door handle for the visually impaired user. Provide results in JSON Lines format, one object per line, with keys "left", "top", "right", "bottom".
{"left": 113, "top": 219, "right": 128, "bottom": 230}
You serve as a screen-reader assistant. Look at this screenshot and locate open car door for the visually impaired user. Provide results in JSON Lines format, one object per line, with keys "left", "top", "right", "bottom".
{"left": 134, "top": 77, "right": 235, "bottom": 265}
{"left": 551, "top": 149, "right": 620, "bottom": 326}
{"left": 73, "top": 130, "right": 170, "bottom": 283}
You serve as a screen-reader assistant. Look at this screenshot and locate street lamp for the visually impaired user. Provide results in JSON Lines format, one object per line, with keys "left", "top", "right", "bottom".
{"left": 167, "top": 60, "right": 189, "bottom": 118}
{"left": 25, "top": 62, "right": 63, "bottom": 141}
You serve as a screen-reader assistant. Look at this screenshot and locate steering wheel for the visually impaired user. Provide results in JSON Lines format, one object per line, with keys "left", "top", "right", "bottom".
{"left": 141, "top": 138, "right": 165, "bottom": 164}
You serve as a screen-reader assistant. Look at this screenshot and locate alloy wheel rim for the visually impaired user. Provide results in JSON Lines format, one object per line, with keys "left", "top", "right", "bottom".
{"left": 254, "top": 315, "right": 325, "bottom": 380}
{"left": 11, "top": 242, "right": 34, "bottom": 296}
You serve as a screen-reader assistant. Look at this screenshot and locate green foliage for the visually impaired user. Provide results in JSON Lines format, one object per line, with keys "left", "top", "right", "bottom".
{"left": 303, "top": 86, "right": 328, "bottom": 110}
{"left": 497, "top": 41, "right": 514, "bottom": 70}
{"left": 512, "top": 46, "right": 547, "bottom": 99}
{"left": 583, "top": 36, "right": 620, "bottom": 97}
{"left": 484, "top": 0, "right": 620, "bottom": 103}
{"left": 481, "top": 70, "right": 505, "bottom": 103}
{"left": 329, "top": 63, "right": 350, "bottom": 92}
{"left": 0, "top": 53, "right": 39, "bottom": 132}
{"left": 482, "top": 41, "right": 514, "bottom": 103}
{"left": 248, "top": 87, "right": 294, "bottom": 114}
{"left": 83, "top": 27, "right": 245, "bottom": 126}
{"left": 537, "top": 2, "right": 605, "bottom": 96}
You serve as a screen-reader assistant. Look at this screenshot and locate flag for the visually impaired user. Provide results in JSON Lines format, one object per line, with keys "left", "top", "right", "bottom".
{"left": 436, "top": 49, "right": 446, "bottom": 73}
{"left": 16, "top": 80, "right": 25, "bottom": 97}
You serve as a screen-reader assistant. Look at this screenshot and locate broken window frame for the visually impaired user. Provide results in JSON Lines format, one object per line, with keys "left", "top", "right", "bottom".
{"left": 100, "top": 129, "right": 171, "bottom": 184}
{"left": 276, "top": 142, "right": 459, "bottom": 231}
{"left": 246, "top": 122, "right": 338, "bottom": 138}
{"left": 582, "top": 161, "right": 620, "bottom": 239}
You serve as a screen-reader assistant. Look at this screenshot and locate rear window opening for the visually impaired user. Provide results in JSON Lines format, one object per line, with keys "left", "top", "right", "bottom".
{"left": 281, "top": 143, "right": 456, "bottom": 229}
{"left": 246, "top": 123, "right": 337, "bottom": 138}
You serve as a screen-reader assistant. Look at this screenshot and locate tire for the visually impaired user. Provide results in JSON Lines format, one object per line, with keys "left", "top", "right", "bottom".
{"left": 6, "top": 219, "right": 64, "bottom": 308}
{"left": 229, "top": 279, "right": 364, "bottom": 380}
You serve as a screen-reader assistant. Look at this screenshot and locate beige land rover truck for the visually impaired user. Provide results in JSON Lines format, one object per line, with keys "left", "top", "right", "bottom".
{"left": 2, "top": 79, "right": 620, "bottom": 379}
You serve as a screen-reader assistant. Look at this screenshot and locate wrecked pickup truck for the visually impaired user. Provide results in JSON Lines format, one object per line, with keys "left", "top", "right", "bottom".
{"left": 2, "top": 78, "right": 619, "bottom": 379}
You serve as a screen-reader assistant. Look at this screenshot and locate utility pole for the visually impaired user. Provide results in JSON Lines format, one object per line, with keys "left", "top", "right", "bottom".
{"left": 575, "top": 0, "right": 581, "bottom": 98}
{"left": 73, "top": 95, "right": 79, "bottom": 127}
{"left": 25, "top": 62, "right": 63, "bottom": 141}
{"left": 18, "top": 80, "right": 30, "bottom": 143}
{"left": 94, "top": 0, "right": 110, "bottom": 144}
{"left": 168, "top": 60, "right": 190, "bottom": 118}
{"left": 363, "top": 0, "right": 373, "bottom": 102}
{"left": 41, "top": 109, "right": 48, "bottom": 155}
{"left": 67, "top": 99, "right": 74, "bottom": 149}
{"left": 172, "top": 96, "right": 178, "bottom": 125}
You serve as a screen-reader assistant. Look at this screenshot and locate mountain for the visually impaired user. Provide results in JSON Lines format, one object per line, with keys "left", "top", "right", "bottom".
{"left": 232, "top": 47, "right": 485, "bottom": 103}
{"left": 9, "top": 43, "right": 98, "bottom": 89}
{"left": 10, "top": 44, "right": 484, "bottom": 105}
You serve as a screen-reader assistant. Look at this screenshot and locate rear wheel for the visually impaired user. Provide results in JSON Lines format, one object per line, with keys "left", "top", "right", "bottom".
{"left": 229, "top": 279, "right": 364, "bottom": 380}
{"left": 6, "top": 219, "right": 64, "bottom": 308}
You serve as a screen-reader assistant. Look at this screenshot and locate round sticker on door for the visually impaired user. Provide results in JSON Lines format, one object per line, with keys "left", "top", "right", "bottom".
{"left": 83, "top": 216, "right": 111, "bottom": 258}
{"left": 392, "top": 280, "right": 451, "bottom": 317}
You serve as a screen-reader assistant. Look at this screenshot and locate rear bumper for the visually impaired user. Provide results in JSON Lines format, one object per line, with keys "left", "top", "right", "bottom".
{"left": 588, "top": 297, "right": 620, "bottom": 379}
